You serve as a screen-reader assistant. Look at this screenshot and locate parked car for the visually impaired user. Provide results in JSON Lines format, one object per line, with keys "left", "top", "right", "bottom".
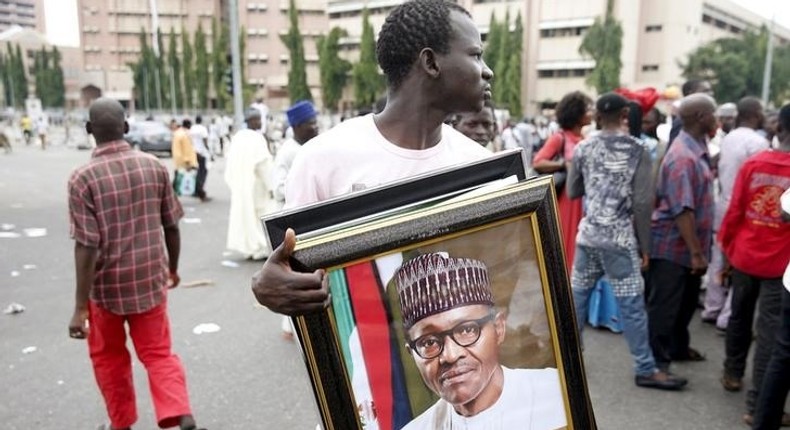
{"left": 124, "top": 121, "right": 172, "bottom": 154}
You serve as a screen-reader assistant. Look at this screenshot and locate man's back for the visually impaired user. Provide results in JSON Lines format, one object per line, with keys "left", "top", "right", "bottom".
{"left": 572, "top": 132, "right": 651, "bottom": 251}
{"left": 68, "top": 141, "right": 183, "bottom": 314}
{"left": 718, "top": 127, "right": 769, "bottom": 201}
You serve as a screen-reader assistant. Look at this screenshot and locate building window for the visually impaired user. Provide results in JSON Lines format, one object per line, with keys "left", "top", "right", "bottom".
{"left": 641, "top": 64, "right": 659, "bottom": 72}
{"left": 645, "top": 24, "right": 662, "bottom": 32}
{"left": 540, "top": 26, "right": 588, "bottom": 38}
{"left": 538, "top": 68, "right": 592, "bottom": 78}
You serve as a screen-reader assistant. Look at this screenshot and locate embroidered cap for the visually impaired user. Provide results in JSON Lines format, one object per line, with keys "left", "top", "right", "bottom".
{"left": 395, "top": 253, "right": 494, "bottom": 328}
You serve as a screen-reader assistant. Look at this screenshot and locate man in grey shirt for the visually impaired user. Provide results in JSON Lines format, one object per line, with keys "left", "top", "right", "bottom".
{"left": 568, "top": 93, "right": 687, "bottom": 390}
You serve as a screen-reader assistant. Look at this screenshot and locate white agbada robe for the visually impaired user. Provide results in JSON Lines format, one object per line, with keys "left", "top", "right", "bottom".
{"left": 225, "top": 129, "right": 277, "bottom": 259}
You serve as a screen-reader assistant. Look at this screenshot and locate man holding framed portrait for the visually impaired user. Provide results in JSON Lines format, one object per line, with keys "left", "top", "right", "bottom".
{"left": 396, "top": 252, "right": 567, "bottom": 430}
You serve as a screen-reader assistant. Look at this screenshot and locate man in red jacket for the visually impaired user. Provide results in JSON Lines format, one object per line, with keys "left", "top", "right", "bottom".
{"left": 718, "top": 103, "right": 790, "bottom": 426}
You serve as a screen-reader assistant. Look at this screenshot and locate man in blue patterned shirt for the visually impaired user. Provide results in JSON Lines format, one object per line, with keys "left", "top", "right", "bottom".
{"left": 647, "top": 93, "right": 717, "bottom": 373}
{"left": 568, "top": 93, "right": 687, "bottom": 390}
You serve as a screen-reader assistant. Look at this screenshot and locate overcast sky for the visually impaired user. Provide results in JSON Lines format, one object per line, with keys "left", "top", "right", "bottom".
{"left": 42, "top": 0, "right": 790, "bottom": 48}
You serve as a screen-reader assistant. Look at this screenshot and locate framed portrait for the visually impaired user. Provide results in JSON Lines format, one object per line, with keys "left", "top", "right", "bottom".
{"left": 271, "top": 173, "right": 595, "bottom": 430}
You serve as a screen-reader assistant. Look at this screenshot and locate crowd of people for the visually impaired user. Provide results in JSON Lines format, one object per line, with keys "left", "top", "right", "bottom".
{"left": 64, "top": 0, "right": 790, "bottom": 428}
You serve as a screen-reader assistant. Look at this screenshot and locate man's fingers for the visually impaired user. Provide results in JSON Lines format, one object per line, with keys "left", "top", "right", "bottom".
{"left": 285, "top": 270, "right": 327, "bottom": 291}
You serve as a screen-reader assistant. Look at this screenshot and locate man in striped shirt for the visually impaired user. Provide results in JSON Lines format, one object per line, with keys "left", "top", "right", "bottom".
{"left": 67, "top": 98, "right": 204, "bottom": 430}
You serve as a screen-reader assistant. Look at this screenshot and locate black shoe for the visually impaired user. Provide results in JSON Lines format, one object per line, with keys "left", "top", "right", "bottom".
{"left": 635, "top": 371, "right": 688, "bottom": 390}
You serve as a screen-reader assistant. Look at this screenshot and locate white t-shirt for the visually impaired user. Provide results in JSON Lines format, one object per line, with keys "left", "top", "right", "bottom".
{"left": 189, "top": 124, "right": 210, "bottom": 157}
{"left": 284, "top": 114, "right": 491, "bottom": 209}
{"left": 402, "top": 367, "right": 567, "bottom": 430}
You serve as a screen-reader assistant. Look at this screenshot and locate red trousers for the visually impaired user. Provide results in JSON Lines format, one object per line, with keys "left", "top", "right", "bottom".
{"left": 88, "top": 300, "right": 192, "bottom": 429}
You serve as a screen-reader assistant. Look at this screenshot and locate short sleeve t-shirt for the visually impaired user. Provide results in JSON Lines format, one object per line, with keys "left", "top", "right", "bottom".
{"left": 284, "top": 114, "right": 492, "bottom": 209}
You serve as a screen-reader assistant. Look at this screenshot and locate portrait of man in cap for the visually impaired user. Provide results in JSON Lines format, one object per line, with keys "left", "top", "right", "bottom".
{"left": 395, "top": 252, "right": 567, "bottom": 430}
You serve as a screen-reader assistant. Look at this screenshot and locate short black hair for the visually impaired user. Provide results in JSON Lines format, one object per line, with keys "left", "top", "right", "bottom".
{"left": 182, "top": 119, "right": 192, "bottom": 128}
{"left": 736, "top": 96, "right": 763, "bottom": 125}
{"left": 626, "top": 101, "right": 642, "bottom": 138}
{"left": 555, "top": 91, "right": 592, "bottom": 130}
{"left": 682, "top": 79, "right": 708, "bottom": 96}
{"left": 195, "top": 115, "right": 203, "bottom": 124}
{"left": 376, "top": 0, "right": 471, "bottom": 90}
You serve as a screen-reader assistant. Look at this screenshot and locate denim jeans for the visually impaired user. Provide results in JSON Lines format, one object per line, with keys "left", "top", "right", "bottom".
{"left": 572, "top": 244, "right": 657, "bottom": 377}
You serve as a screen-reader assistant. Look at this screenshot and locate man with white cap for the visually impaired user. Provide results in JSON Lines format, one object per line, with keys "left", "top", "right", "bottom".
{"left": 395, "top": 252, "right": 566, "bottom": 430}
{"left": 224, "top": 108, "right": 277, "bottom": 260}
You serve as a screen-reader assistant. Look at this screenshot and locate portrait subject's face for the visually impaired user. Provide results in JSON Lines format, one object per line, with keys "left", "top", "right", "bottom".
{"left": 406, "top": 304, "right": 506, "bottom": 415}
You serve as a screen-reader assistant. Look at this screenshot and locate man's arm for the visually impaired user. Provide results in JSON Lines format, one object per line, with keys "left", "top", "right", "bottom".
{"left": 632, "top": 148, "right": 654, "bottom": 263}
{"left": 69, "top": 242, "right": 97, "bottom": 339}
{"left": 164, "top": 225, "right": 181, "bottom": 287}
{"left": 675, "top": 210, "right": 707, "bottom": 275}
{"left": 566, "top": 149, "right": 584, "bottom": 199}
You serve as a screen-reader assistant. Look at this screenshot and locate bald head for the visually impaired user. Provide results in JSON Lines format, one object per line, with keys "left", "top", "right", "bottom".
{"left": 678, "top": 94, "right": 717, "bottom": 139}
{"left": 87, "top": 97, "right": 128, "bottom": 144}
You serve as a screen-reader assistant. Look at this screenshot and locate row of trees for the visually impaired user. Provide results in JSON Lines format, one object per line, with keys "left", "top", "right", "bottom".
{"left": 682, "top": 27, "right": 790, "bottom": 105}
{"left": 129, "top": 18, "right": 254, "bottom": 112}
{"left": 282, "top": 0, "right": 381, "bottom": 112}
{"left": 0, "top": 43, "right": 66, "bottom": 109}
{"left": 485, "top": 11, "right": 524, "bottom": 118}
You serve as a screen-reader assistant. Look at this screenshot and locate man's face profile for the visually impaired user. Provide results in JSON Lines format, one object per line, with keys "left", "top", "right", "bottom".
{"left": 406, "top": 304, "right": 506, "bottom": 413}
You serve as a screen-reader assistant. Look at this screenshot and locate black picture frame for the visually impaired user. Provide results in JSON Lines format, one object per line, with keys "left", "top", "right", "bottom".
{"left": 262, "top": 148, "right": 529, "bottom": 251}
{"left": 270, "top": 174, "right": 595, "bottom": 430}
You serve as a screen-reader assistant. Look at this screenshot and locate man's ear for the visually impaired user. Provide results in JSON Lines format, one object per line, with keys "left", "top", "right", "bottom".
{"left": 85, "top": 121, "right": 92, "bottom": 135}
{"left": 494, "top": 310, "right": 507, "bottom": 344}
{"left": 124, "top": 121, "right": 129, "bottom": 134}
{"left": 418, "top": 47, "right": 441, "bottom": 79}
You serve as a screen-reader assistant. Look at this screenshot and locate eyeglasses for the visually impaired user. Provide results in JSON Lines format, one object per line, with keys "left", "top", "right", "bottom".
{"left": 407, "top": 312, "right": 495, "bottom": 359}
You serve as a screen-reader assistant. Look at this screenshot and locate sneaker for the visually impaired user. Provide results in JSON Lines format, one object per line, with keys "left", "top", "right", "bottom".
{"left": 721, "top": 372, "right": 742, "bottom": 392}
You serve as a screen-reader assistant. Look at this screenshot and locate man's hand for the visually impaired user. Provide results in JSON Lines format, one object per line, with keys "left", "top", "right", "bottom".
{"left": 251, "top": 228, "right": 330, "bottom": 316}
{"left": 640, "top": 252, "right": 650, "bottom": 272}
{"left": 68, "top": 307, "right": 89, "bottom": 339}
{"left": 168, "top": 272, "right": 180, "bottom": 289}
{"left": 690, "top": 251, "right": 708, "bottom": 276}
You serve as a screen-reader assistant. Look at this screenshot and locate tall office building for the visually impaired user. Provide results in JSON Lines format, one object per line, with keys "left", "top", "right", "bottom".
{"left": 0, "top": 0, "right": 37, "bottom": 32}
{"left": 329, "top": 0, "right": 790, "bottom": 115}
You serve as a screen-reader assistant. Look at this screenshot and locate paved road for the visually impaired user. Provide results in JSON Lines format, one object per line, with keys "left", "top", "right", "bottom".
{"left": 0, "top": 139, "right": 778, "bottom": 429}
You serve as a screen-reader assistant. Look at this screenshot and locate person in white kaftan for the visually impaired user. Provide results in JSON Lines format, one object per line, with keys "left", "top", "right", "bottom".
{"left": 224, "top": 109, "right": 277, "bottom": 260}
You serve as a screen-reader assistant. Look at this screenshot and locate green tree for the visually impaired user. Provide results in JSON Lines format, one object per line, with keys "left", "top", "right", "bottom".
{"left": 317, "top": 27, "right": 351, "bottom": 112}
{"left": 238, "top": 25, "right": 256, "bottom": 106}
{"left": 9, "top": 43, "right": 28, "bottom": 106}
{"left": 211, "top": 18, "right": 230, "bottom": 110}
{"left": 33, "top": 46, "right": 64, "bottom": 107}
{"left": 182, "top": 30, "right": 195, "bottom": 109}
{"left": 483, "top": 12, "right": 503, "bottom": 77}
{"left": 194, "top": 23, "right": 210, "bottom": 109}
{"left": 156, "top": 28, "right": 170, "bottom": 109}
{"left": 352, "top": 8, "right": 383, "bottom": 109}
{"left": 493, "top": 10, "right": 511, "bottom": 104}
{"left": 0, "top": 51, "right": 9, "bottom": 107}
{"left": 50, "top": 46, "right": 65, "bottom": 107}
{"left": 168, "top": 27, "right": 183, "bottom": 110}
{"left": 579, "top": 0, "right": 622, "bottom": 93}
{"left": 682, "top": 27, "right": 790, "bottom": 104}
{"left": 504, "top": 13, "right": 523, "bottom": 117}
{"left": 280, "top": 0, "right": 312, "bottom": 102}
{"left": 128, "top": 29, "right": 159, "bottom": 110}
